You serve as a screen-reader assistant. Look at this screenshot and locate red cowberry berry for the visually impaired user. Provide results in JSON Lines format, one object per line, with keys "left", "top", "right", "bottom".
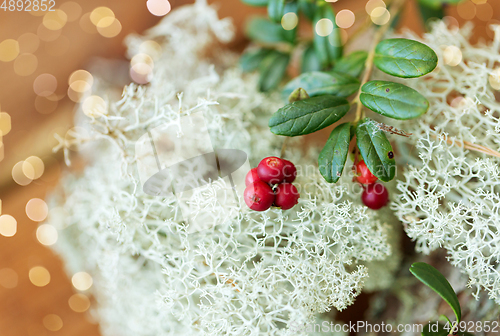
{"left": 244, "top": 181, "right": 275, "bottom": 211}
{"left": 274, "top": 183, "right": 300, "bottom": 210}
{"left": 283, "top": 159, "right": 297, "bottom": 183}
{"left": 257, "top": 156, "right": 286, "bottom": 184}
{"left": 355, "top": 160, "right": 378, "bottom": 185}
{"left": 361, "top": 183, "right": 389, "bottom": 210}
{"left": 245, "top": 168, "right": 260, "bottom": 186}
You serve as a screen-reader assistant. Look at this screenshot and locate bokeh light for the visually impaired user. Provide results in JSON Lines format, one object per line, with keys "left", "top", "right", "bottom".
{"left": 34, "top": 73, "right": 57, "bottom": 97}
{"left": 26, "top": 198, "right": 49, "bottom": 222}
{"left": 457, "top": 0, "right": 476, "bottom": 20}
{"left": 90, "top": 7, "right": 115, "bottom": 27}
{"left": 281, "top": 12, "right": 298, "bottom": 31}
{"left": 0, "top": 39, "right": 20, "bottom": 62}
{"left": 60, "top": 1, "right": 82, "bottom": 22}
{"left": 12, "top": 161, "right": 33, "bottom": 186}
{"left": 147, "top": 0, "right": 171, "bottom": 16}
{"left": 24, "top": 156, "right": 44, "bottom": 179}
{"left": 43, "top": 314, "right": 63, "bottom": 331}
{"left": 443, "top": 45, "right": 462, "bottom": 66}
{"left": 97, "top": 18, "right": 122, "bottom": 38}
{"left": 14, "top": 53, "right": 38, "bottom": 76}
{"left": 36, "top": 224, "right": 58, "bottom": 246}
{"left": 69, "top": 70, "right": 94, "bottom": 93}
{"left": 21, "top": 160, "right": 35, "bottom": 180}
{"left": 82, "top": 96, "right": 107, "bottom": 118}
{"left": 68, "top": 294, "right": 91, "bottom": 312}
{"left": 471, "top": 0, "right": 487, "bottom": 4}
{"left": 0, "top": 112, "right": 12, "bottom": 136}
{"left": 72, "top": 272, "right": 93, "bottom": 291}
{"left": 315, "top": 18, "right": 334, "bottom": 37}
{"left": 18, "top": 33, "right": 40, "bottom": 53}
{"left": 0, "top": 268, "right": 18, "bottom": 289}
{"left": 0, "top": 215, "right": 17, "bottom": 237}
{"left": 489, "top": 68, "right": 500, "bottom": 90}
{"left": 29, "top": 266, "right": 51, "bottom": 287}
{"left": 43, "top": 9, "right": 68, "bottom": 31}
{"left": 130, "top": 63, "right": 153, "bottom": 84}
{"left": 336, "top": 9, "right": 355, "bottom": 29}
{"left": 370, "top": 7, "right": 390, "bottom": 25}
{"left": 365, "top": 0, "right": 386, "bottom": 15}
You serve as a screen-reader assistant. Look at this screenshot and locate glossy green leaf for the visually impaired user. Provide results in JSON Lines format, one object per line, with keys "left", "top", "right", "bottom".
{"left": 374, "top": 38, "right": 438, "bottom": 78}
{"left": 268, "top": 0, "right": 286, "bottom": 23}
{"left": 298, "top": 0, "right": 317, "bottom": 21}
{"left": 246, "top": 17, "right": 288, "bottom": 44}
{"left": 241, "top": 0, "right": 269, "bottom": 6}
{"left": 313, "top": 4, "right": 342, "bottom": 68}
{"left": 259, "top": 51, "right": 290, "bottom": 92}
{"left": 240, "top": 48, "right": 272, "bottom": 72}
{"left": 301, "top": 44, "right": 322, "bottom": 73}
{"left": 333, "top": 51, "right": 368, "bottom": 78}
{"left": 356, "top": 118, "right": 395, "bottom": 182}
{"left": 269, "top": 95, "right": 350, "bottom": 136}
{"left": 319, "top": 122, "right": 353, "bottom": 183}
{"left": 360, "top": 81, "right": 429, "bottom": 120}
{"left": 282, "top": 71, "right": 359, "bottom": 100}
{"left": 410, "top": 262, "right": 462, "bottom": 323}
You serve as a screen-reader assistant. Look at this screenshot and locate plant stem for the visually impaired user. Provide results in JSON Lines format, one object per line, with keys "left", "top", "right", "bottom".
{"left": 353, "top": 0, "right": 406, "bottom": 123}
{"left": 435, "top": 134, "right": 500, "bottom": 158}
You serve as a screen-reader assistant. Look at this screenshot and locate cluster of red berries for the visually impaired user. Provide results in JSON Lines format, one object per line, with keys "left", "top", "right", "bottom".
{"left": 354, "top": 160, "right": 389, "bottom": 210}
{"left": 244, "top": 157, "right": 300, "bottom": 211}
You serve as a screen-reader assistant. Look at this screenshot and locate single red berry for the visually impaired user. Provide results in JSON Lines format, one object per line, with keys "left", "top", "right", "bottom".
{"left": 274, "top": 183, "right": 300, "bottom": 210}
{"left": 244, "top": 181, "right": 275, "bottom": 211}
{"left": 257, "top": 156, "right": 286, "bottom": 184}
{"left": 283, "top": 159, "right": 297, "bottom": 183}
{"left": 355, "top": 160, "right": 378, "bottom": 185}
{"left": 245, "top": 168, "right": 260, "bottom": 186}
{"left": 361, "top": 183, "right": 389, "bottom": 210}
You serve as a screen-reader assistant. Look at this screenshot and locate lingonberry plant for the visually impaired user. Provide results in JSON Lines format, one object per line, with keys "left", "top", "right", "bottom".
{"left": 240, "top": 0, "right": 464, "bottom": 209}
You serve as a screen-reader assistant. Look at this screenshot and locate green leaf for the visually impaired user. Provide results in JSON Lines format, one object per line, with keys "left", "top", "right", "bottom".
{"left": 360, "top": 81, "right": 429, "bottom": 120}
{"left": 269, "top": 95, "right": 350, "bottom": 136}
{"left": 259, "top": 51, "right": 290, "bottom": 92}
{"left": 240, "top": 48, "right": 272, "bottom": 72}
{"left": 281, "top": 1, "right": 299, "bottom": 43}
{"left": 282, "top": 71, "right": 359, "bottom": 100}
{"left": 418, "top": 0, "right": 463, "bottom": 8}
{"left": 313, "top": 4, "right": 342, "bottom": 68}
{"left": 241, "top": 0, "right": 269, "bottom": 6}
{"left": 246, "top": 17, "right": 288, "bottom": 44}
{"left": 268, "top": 0, "right": 286, "bottom": 23}
{"left": 301, "top": 44, "right": 322, "bottom": 73}
{"left": 319, "top": 122, "right": 353, "bottom": 183}
{"left": 355, "top": 118, "right": 395, "bottom": 182}
{"left": 298, "top": 0, "right": 317, "bottom": 21}
{"left": 410, "top": 262, "right": 462, "bottom": 323}
{"left": 374, "top": 38, "right": 438, "bottom": 78}
{"left": 333, "top": 51, "right": 368, "bottom": 78}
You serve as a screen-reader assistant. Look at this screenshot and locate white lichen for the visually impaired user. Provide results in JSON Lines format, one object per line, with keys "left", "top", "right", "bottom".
{"left": 392, "top": 22, "right": 500, "bottom": 304}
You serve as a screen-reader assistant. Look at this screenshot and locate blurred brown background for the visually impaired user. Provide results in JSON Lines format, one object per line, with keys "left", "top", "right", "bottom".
{"left": 0, "top": 0, "right": 498, "bottom": 335}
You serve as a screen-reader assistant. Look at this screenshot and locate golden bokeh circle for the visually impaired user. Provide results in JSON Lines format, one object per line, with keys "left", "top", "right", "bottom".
{"left": 0, "top": 39, "right": 20, "bottom": 62}
{"left": 29, "top": 266, "right": 51, "bottom": 287}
